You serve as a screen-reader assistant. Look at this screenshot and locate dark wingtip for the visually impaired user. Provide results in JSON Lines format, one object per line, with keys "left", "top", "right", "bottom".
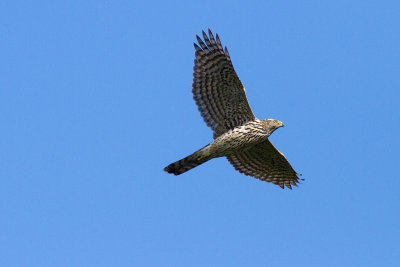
{"left": 193, "top": 43, "right": 201, "bottom": 51}
{"left": 297, "top": 173, "right": 305, "bottom": 181}
{"left": 195, "top": 34, "right": 202, "bottom": 43}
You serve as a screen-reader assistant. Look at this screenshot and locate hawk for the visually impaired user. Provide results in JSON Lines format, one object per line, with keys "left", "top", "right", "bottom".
{"left": 164, "top": 29, "right": 302, "bottom": 189}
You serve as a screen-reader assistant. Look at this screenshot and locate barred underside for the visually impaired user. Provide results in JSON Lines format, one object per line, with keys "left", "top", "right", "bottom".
{"left": 192, "top": 29, "right": 255, "bottom": 138}
{"left": 164, "top": 29, "right": 302, "bottom": 190}
{"left": 226, "top": 140, "right": 302, "bottom": 189}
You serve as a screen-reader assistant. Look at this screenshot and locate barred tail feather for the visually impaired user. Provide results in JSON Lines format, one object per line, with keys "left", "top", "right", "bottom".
{"left": 164, "top": 146, "right": 211, "bottom": 175}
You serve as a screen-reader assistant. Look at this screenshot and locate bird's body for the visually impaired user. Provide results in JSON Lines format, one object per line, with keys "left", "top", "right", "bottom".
{"left": 164, "top": 29, "right": 302, "bottom": 189}
{"left": 165, "top": 119, "right": 279, "bottom": 175}
{"left": 204, "top": 119, "right": 276, "bottom": 158}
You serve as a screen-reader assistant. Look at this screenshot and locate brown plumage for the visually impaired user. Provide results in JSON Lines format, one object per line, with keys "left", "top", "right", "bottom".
{"left": 164, "top": 29, "right": 302, "bottom": 189}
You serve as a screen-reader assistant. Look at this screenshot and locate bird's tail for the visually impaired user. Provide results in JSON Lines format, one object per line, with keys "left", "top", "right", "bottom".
{"left": 164, "top": 145, "right": 212, "bottom": 175}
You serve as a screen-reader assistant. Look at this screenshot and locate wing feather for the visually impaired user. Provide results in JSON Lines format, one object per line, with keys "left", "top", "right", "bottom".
{"left": 192, "top": 29, "right": 255, "bottom": 138}
{"left": 227, "top": 140, "right": 302, "bottom": 189}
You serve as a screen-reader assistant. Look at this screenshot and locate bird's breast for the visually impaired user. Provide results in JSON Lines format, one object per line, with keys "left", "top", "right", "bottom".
{"left": 210, "top": 122, "right": 269, "bottom": 157}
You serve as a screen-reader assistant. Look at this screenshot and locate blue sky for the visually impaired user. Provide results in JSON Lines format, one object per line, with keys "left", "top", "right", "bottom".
{"left": 1, "top": 0, "right": 400, "bottom": 266}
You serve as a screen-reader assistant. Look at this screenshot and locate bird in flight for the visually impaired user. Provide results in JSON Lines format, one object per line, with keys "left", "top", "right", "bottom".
{"left": 164, "top": 29, "right": 302, "bottom": 189}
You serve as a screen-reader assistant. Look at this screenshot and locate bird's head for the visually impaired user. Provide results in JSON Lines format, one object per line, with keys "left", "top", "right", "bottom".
{"left": 262, "top": 119, "right": 284, "bottom": 134}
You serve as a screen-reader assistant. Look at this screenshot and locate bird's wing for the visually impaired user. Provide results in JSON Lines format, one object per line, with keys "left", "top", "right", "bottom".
{"left": 193, "top": 29, "right": 256, "bottom": 139}
{"left": 226, "top": 140, "right": 302, "bottom": 189}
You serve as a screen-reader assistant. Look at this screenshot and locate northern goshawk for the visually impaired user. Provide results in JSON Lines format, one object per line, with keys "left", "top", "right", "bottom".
{"left": 164, "top": 29, "right": 302, "bottom": 189}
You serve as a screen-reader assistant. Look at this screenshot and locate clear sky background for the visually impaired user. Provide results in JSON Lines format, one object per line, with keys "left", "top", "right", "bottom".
{"left": 1, "top": 0, "right": 400, "bottom": 266}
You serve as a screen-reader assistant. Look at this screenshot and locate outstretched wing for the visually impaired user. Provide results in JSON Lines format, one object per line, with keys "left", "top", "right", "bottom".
{"left": 226, "top": 140, "right": 302, "bottom": 189}
{"left": 193, "top": 29, "right": 256, "bottom": 138}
